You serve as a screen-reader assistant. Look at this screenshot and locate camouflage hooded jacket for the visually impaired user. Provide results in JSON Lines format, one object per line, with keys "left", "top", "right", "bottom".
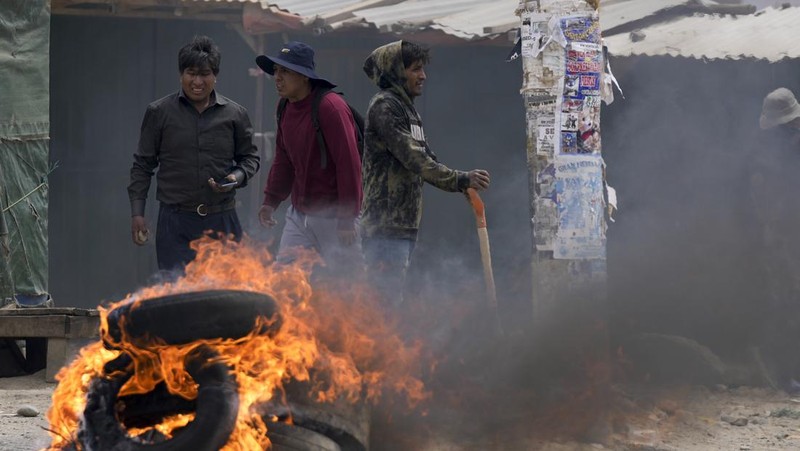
{"left": 360, "top": 41, "right": 470, "bottom": 240}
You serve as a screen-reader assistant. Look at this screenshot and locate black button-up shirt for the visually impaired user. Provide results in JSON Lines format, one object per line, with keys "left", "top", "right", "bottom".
{"left": 127, "top": 90, "right": 260, "bottom": 216}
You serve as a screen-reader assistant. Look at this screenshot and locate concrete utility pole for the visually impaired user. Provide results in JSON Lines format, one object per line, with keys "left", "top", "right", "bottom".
{"left": 517, "top": 0, "right": 608, "bottom": 332}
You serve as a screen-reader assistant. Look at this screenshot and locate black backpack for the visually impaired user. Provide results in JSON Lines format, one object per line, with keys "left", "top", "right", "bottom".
{"left": 276, "top": 87, "right": 365, "bottom": 169}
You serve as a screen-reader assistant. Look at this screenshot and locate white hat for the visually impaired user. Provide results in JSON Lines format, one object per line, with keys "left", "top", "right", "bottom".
{"left": 760, "top": 87, "right": 800, "bottom": 130}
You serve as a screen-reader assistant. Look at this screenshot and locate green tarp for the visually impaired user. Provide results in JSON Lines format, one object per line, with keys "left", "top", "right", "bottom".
{"left": 0, "top": 0, "right": 50, "bottom": 303}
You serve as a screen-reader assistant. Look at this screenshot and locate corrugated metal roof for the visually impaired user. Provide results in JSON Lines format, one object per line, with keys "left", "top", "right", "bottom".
{"left": 194, "top": 0, "right": 776, "bottom": 49}
{"left": 604, "top": 6, "right": 800, "bottom": 61}
{"left": 600, "top": 0, "right": 693, "bottom": 31}
{"left": 264, "top": 0, "right": 366, "bottom": 18}
{"left": 429, "top": 0, "right": 518, "bottom": 40}
{"left": 351, "top": 0, "right": 487, "bottom": 30}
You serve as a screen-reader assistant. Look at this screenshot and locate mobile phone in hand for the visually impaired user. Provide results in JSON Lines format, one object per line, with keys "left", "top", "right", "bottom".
{"left": 216, "top": 178, "right": 237, "bottom": 188}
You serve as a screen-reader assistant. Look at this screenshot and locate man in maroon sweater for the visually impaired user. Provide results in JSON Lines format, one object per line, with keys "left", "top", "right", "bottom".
{"left": 256, "top": 42, "right": 363, "bottom": 274}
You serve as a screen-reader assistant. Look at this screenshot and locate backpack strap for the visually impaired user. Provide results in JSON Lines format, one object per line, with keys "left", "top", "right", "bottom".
{"left": 275, "top": 97, "right": 289, "bottom": 145}
{"left": 276, "top": 97, "right": 289, "bottom": 123}
{"left": 284, "top": 88, "right": 349, "bottom": 170}
{"left": 311, "top": 87, "right": 334, "bottom": 169}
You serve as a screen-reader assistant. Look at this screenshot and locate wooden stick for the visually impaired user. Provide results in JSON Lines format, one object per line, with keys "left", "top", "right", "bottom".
{"left": 466, "top": 189, "right": 502, "bottom": 333}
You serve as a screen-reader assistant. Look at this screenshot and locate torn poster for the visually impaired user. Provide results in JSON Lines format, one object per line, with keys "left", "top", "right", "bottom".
{"left": 536, "top": 162, "right": 556, "bottom": 201}
{"left": 577, "top": 105, "right": 601, "bottom": 154}
{"left": 561, "top": 110, "right": 579, "bottom": 131}
{"left": 606, "top": 183, "right": 618, "bottom": 222}
{"left": 561, "top": 131, "right": 578, "bottom": 154}
{"left": 533, "top": 198, "right": 558, "bottom": 251}
{"left": 520, "top": 12, "right": 550, "bottom": 58}
{"left": 566, "top": 42, "right": 602, "bottom": 80}
{"left": 554, "top": 156, "right": 605, "bottom": 259}
{"left": 524, "top": 90, "right": 558, "bottom": 108}
{"left": 558, "top": 100, "right": 601, "bottom": 155}
{"left": 536, "top": 115, "right": 556, "bottom": 157}
{"left": 561, "top": 16, "right": 601, "bottom": 44}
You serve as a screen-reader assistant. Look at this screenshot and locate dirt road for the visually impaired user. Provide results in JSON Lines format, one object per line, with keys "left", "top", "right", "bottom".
{"left": 2, "top": 372, "right": 800, "bottom": 450}
{"left": 0, "top": 371, "right": 54, "bottom": 451}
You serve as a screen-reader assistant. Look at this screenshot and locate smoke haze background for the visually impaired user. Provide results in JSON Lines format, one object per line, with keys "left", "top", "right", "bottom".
{"left": 48, "top": 9, "right": 800, "bottom": 366}
{"left": 44, "top": 10, "right": 800, "bottom": 445}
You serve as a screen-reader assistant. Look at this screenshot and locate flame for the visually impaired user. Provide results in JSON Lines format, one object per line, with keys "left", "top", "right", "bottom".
{"left": 46, "top": 236, "right": 429, "bottom": 449}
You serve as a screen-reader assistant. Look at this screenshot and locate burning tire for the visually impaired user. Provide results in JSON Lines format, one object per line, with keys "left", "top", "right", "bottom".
{"left": 261, "top": 379, "right": 370, "bottom": 451}
{"left": 104, "top": 289, "right": 282, "bottom": 348}
{"left": 79, "top": 346, "right": 238, "bottom": 451}
{"left": 268, "top": 422, "right": 343, "bottom": 451}
{"left": 78, "top": 290, "right": 283, "bottom": 450}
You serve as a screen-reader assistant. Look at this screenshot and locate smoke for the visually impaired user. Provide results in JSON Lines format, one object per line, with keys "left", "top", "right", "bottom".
{"left": 47, "top": 12, "right": 800, "bottom": 447}
{"left": 369, "top": 52, "right": 800, "bottom": 447}
{"left": 601, "top": 55, "right": 800, "bottom": 359}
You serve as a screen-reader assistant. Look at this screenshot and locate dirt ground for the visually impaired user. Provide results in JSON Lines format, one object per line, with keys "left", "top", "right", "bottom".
{"left": 2, "top": 371, "right": 800, "bottom": 451}
{"left": 0, "top": 371, "right": 57, "bottom": 451}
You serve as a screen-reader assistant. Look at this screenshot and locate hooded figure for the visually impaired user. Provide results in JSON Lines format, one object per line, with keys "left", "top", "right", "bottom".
{"left": 359, "top": 40, "right": 490, "bottom": 307}
{"left": 361, "top": 40, "right": 472, "bottom": 240}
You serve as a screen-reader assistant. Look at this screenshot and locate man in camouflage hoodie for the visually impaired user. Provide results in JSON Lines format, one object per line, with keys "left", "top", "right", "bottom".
{"left": 361, "top": 40, "right": 490, "bottom": 307}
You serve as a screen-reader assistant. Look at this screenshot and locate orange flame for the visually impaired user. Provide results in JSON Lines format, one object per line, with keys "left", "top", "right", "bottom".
{"left": 46, "top": 236, "right": 429, "bottom": 449}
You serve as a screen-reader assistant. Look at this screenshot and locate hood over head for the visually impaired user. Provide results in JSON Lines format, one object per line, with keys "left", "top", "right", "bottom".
{"left": 363, "top": 40, "right": 414, "bottom": 105}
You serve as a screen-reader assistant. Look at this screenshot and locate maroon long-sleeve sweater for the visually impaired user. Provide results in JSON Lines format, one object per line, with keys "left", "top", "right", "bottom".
{"left": 263, "top": 89, "right": 362, "bottom": 228}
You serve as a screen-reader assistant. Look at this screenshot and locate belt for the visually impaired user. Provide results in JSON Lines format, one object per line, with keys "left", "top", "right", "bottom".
{"left": 169, "top": 199, "right": 236, "bottom": 217}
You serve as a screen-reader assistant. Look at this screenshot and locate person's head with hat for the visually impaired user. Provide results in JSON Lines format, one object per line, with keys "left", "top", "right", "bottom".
{"left": 256, "top": 41, "right": 335, "bottom": 103}
{"left": 760, "top": 87, "right": 800, "bottom": 130}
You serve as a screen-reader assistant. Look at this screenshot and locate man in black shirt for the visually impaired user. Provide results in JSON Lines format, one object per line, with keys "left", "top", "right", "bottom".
{"left": 127, "top": 36, "right": 260, "bottom": 271}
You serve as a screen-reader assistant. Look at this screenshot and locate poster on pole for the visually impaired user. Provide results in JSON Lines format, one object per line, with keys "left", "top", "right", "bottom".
{"left": 555, "top": 14, "right": 602, "bottom": 157}
{"left": 536, "top": 115, "right": 556, "bottom": 157}
{"left": 533, "top": 161, "right": 558, "bottom": 251}
{"left": 533, "top": 198, "right": 558, "bottom": 251}
{"left": 554, "top": 156, "right": 605, "bottom": 259}
{"left": 520, "top": 12, "right": 550, "bottom": 58}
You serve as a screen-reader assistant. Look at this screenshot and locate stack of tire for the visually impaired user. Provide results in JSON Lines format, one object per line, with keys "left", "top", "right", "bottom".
{"left": 71, "top": 289, "right": 370, "bottom": 451}
{"left": 77, "top": 290, "right": 280, "bottom": 451}
{"left": 261, "top": 379, "right": 371, "bottom": 451}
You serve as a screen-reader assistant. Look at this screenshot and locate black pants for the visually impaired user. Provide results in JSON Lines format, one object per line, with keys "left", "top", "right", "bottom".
{"left": 156, "top": 203, "right": 243, "bottom": 272}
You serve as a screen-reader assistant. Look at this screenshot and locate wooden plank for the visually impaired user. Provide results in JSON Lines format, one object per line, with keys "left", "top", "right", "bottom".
{"left": 66, "top": 316, "right": 101, "bottom": 338}
{"left": 0, "top": 314, "right": 99, "bottom": 338}
{"left": 0, "top": 308, "right": 98, "bottom": 317}
{"left": 0, "top": 316, "right": 67, "bottom": 337}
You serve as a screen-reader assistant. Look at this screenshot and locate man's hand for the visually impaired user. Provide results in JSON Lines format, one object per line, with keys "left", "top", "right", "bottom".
{"left": 131, "top": 216, "right": 149, "bottom": 246}
{"left": 258, "top": 205, "right": 278, "bottom": 228}
{"left": 468, "top": 169, "right": 491, "bottom": 191}
{"left": 208, "top": 174, "right": 238, "bottom": 193}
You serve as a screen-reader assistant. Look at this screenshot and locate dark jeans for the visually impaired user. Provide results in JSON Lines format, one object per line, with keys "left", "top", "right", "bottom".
{"left": 156, "top": 203, "right": 242, "bottom": 272}
{"left": 362, "top": 236, "right": 415, "bottom": 308}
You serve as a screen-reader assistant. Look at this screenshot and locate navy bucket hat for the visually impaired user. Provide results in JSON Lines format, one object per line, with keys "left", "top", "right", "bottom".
{"left": 256, "top": 41, "right": 335, "bottom": 88}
